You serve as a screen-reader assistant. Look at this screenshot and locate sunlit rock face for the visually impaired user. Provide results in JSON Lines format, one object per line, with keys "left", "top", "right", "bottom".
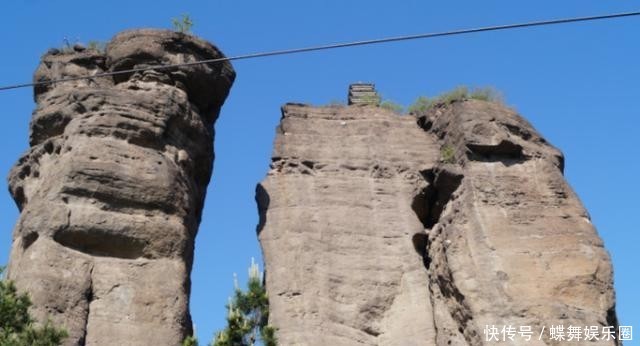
{"left": 257, "top": 100, "right": 617, "bottom": 345}
{"left": 7, "top": 29, "right": 234, "bottom": 346}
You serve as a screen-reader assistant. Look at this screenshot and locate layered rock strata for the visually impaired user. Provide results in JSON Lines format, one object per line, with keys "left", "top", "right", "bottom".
{"left": 257, "top": 100, "right": 617, "bottom": 345}
{"left": 6, "top": 29, "right": 234, "bottom": 345}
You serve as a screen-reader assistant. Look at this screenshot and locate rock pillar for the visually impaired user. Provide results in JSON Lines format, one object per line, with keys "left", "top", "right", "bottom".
{"left": 6, "top": 29, "right": 234, "bottom": 345}
{"left": 257, "top": 98, "right": 617, "bottom": 345}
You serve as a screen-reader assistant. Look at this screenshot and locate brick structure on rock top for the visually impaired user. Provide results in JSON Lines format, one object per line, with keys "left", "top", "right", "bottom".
{"left": 6, "top": 29, "right": 234, "bottom": 345}
{"left": 348, "top": 82, "right": 380, "bottom": 106}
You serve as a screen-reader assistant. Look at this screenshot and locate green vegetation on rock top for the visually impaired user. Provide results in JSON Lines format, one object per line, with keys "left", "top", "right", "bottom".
{"left": 407, "top": 86, "right": 504, "bottom": 115}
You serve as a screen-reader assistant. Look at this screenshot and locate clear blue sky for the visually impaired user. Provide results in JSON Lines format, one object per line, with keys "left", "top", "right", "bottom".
{"left": 0, "top": 1, "right": 638, "bottom": 343}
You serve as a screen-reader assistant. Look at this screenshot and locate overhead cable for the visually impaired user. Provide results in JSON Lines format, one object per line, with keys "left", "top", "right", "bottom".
{"left": 0, "top": 10, "right": 638, "bottom": 92}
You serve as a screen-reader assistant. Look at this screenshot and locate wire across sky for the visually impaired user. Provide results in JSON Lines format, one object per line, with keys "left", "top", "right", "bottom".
{"left": 0, "top": 10, "right": 638, "bottom": 92}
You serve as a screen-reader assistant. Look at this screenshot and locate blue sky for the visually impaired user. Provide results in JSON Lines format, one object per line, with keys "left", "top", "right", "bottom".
{"left": 0, "top": 0, "right": 638, "bottom": 343}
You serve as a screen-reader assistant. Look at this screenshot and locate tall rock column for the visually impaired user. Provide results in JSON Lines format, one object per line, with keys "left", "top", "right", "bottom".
{"left": 6, "top": 29, "right": 234, "bottom": 345}
{"left": 417, "top": 100, "right": 617, "bottom": 345}
{"left": 257, "top": 97, "right": 617, "bottom": 345}
{"left": 257, "top": 104, "right": 441, "bottom": 345}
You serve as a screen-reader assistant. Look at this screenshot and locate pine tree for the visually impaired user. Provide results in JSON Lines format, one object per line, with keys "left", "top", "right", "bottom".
{"left": 182, "top": 334, "right": 199, "bottom": 346}
{"left": 212, "top": 259, "right": 276, "bottom": 346}
{"left": 0, "top": 267, "right": 68, "bottom": 345}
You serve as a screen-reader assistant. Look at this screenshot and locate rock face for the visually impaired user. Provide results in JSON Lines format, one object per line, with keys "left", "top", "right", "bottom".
{"left": 257, "top": 100, "right": 618, "bottom": 345}
{"left": 6, "top": 29, "right": 234, "bottom": 345}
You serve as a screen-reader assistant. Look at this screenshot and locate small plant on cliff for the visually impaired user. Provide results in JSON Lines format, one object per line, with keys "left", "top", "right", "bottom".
{"left": 379, "top": 100, "right": 404, "bottom": 113}
{"left": 435, "top": 86, "right": 469, "bottom": 106}
{"left": 409, "top": 86, "right": 504, "bottom": 113}
{"left": 440, "top": 144, "right": 456, "bottom": 164}
{"left": 407, "top": 96, "right": 432, "bottom": 115}
{"left": 172, "top": 14, "right": 194, "bottom": 34}
{"left": 60, "top": 37, "right": 76, "bottom": 54}
{"left": 468, "top": 86, "right": 503, "bottom": 103}
{"left": 212, "top": 259, "right": 276, "bottom": 346}
{"left": 86, "top": 40, "right": 106, "bottom": 53}
{"left": 0, "top": 267, "right": 68, "bottom": 346}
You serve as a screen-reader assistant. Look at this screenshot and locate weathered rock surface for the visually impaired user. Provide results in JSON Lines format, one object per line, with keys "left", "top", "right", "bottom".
{"left": 258, "top": 104, "right": 439, "bottom": 345}
{"left": 7, "top": 29, "right": 234, "bottom": 345}
{"left": 257, "top": 100, "right": 618, "bottom": 345}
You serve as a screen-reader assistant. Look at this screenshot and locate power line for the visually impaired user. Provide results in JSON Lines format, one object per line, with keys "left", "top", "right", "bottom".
{"left": 1, "top": 10, "right": 638, "bottom": 92}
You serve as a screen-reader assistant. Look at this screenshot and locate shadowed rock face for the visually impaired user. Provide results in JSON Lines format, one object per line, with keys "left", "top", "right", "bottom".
{"left": 7, "top": 29, "right": 234, "bottom": 346}
{"left": 257, "top": 100, "right": 617, "bottom": 345}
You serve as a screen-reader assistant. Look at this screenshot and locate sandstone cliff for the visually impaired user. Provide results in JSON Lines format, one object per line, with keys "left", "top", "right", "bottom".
{"left": 6, "top": 29, "right": 234, "bottom": 345}
{"left": 257, "top": 99, "right": 617, "bottom": 345}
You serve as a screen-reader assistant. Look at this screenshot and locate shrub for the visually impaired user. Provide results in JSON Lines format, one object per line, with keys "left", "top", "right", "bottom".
{"left": 172, "top": 14, "right": 194, "bottom": 34}
{"left": 0, "top": 267, "right": 68, "bottom": 345}
{"left": 407, "top": 96, "right": 432, "bottom": 115}
{"left": 410, "top": 86, "right": 504, "bottom": 113}
{"left": 434, "top": 86, "right": 469, "bottom": 106}
{"left": 440, "top": 145, "right": 456, "bottom": 164}
{"left": 86, "top": 41, "right": 106, "bottom": 53}
{"left": 60, "top": 37, "right": 75, "bottom": 54}
{"left": 469, "top": 86, "right": 503, "bottom": 103}
{"left": 379, "top": 100, "right": 404, "bottom": 113}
